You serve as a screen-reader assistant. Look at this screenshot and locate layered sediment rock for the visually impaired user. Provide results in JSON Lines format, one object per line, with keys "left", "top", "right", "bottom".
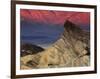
{"left": 21, "top": 20, "right": 90, "bottom": 69}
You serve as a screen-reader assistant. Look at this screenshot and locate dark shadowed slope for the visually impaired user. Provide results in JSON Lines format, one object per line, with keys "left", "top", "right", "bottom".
{"left": 21, "top": 43, "right": 44, "bottom": 57}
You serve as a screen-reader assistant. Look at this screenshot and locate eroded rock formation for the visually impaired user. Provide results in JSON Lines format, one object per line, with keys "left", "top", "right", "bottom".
{"left": 20, "top": 20, "right": 90, "bottom": 69}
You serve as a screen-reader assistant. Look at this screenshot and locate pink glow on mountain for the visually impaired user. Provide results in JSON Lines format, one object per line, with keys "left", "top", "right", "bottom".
{"left": 20, "top": 9, "right": 90, "bottom": 26}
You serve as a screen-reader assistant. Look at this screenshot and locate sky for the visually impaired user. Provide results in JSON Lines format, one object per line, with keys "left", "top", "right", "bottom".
{"left": 20, "top": 9, "right": 90, "bottom": 48}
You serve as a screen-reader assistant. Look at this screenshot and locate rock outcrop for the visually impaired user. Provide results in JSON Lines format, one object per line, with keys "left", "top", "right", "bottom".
{"left": 20, "top": 20, "right": 90, "bottom": 69}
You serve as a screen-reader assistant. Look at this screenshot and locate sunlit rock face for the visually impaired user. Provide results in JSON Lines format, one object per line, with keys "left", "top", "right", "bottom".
{"left": 49, "top": 20, "right": 90, "bottom": 67}
{"left": 20, "top": 20, "right": 90, "bottom": 69}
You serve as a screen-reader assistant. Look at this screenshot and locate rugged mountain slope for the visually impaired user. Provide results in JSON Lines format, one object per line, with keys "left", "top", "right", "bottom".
{"left": 21, "top": 20, "right": 90, "bottom": 69}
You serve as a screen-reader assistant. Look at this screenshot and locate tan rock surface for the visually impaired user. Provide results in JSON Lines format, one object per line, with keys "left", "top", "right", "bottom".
{"left": 21, "top": 20, "right": 90, "bottom": 69}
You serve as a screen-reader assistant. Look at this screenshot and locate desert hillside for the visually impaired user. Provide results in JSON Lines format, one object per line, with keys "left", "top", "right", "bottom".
{"left": 20, "top": 20, "right": 90, "bottom": 69}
